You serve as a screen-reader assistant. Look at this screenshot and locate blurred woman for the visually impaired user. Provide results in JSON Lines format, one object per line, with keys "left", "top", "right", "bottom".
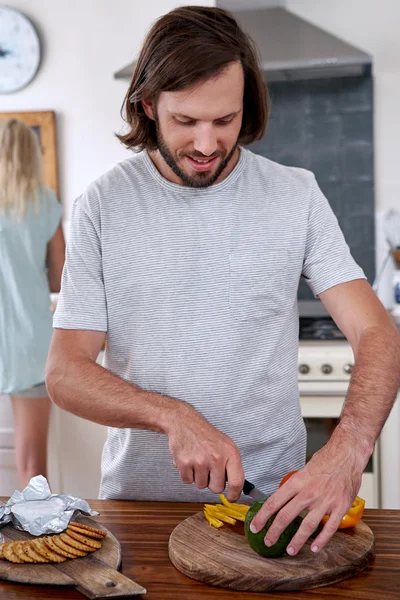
{"left": 0, "top": 118, "right": 65, "bottom": 488}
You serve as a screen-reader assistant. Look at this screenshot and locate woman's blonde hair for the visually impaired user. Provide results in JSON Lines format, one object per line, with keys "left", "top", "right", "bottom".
{"left": 0, "top": 118, "right": 43, "bottom": 219}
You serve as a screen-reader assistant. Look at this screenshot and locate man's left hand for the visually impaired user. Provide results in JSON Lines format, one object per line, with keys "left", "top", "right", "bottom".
{"left": 249, "top": 428, "right": 369, "bottom": 555}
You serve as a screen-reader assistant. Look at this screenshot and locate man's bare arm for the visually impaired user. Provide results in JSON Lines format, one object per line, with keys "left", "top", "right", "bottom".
{"left": 250, "top": 280, "right": 400, "bottom": 554}
{"left": 321, "top": 278, "right": 400, "bottom": 455}
{"left": 45, "top": 329, "right": 245, "bottom": 500}
{"left": 46, "top": 329, "right": 182, "bottom": 432}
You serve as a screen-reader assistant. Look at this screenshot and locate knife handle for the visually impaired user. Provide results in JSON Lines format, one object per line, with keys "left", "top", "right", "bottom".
{"left": 217, "top": 474, "right": 255, "bottom": 495}
{"left": 242, "top": 479, "right": 255, "bottom": 495}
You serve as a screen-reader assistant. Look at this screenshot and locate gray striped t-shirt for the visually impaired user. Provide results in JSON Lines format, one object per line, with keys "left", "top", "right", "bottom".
{"left": 54, "top": 148, "right": 365, "bottom": 502}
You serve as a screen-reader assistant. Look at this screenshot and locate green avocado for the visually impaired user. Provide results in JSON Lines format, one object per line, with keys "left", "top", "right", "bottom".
{"left": 244, "top": 497, "right": 302, "bottom": 559}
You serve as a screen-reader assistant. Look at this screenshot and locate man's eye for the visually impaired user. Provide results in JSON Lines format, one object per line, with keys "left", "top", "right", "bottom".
{"left": 216, "top": 119, "right": 234, "bottom": 125}
{"left": 176, "top": 119, "right": 195, "bottom": 126}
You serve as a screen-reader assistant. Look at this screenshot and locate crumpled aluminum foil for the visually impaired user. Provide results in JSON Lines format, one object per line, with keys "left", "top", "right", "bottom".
{"left": 0, "top": 475, "right": 99, "bottom": 538}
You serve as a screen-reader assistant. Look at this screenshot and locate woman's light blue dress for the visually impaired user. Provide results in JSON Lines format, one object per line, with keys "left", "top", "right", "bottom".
{"left": 0, "top": 186, "right": 62, "bottom": 394}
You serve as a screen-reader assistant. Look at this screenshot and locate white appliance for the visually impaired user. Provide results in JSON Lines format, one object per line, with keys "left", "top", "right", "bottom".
{"left": 298, "top": 339, "right": 380, "bottom": 508}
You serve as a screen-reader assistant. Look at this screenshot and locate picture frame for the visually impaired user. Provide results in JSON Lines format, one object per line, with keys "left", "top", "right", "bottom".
{"left": 0, "top": 110, "right": 59, "bottom": 198}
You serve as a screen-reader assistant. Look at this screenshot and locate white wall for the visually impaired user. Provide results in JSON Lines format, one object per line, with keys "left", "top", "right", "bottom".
{"left": 218, "top": 0, "right": 284, "bottom": 9}
{"left": 0, "top": 0, "right": 215, "bottom": 219}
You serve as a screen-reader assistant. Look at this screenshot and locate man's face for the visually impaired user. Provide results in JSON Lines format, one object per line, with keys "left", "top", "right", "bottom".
{"left": 146, "top": 61, "right": 244, "bottom": 187}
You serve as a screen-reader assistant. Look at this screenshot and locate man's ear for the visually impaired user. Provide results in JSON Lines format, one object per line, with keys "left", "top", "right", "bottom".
{"left": 142, "top": 99, "right": 155, "bottom": 120}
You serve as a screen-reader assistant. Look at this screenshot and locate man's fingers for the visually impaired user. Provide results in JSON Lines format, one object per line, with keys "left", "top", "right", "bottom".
{"left": 225, "top": 454, "right": 244, "bottom": 502}
{"left": 194, "top": 466, "right": 210, "bottom": 489}
{"left": 250, "top": 487, "right": 297, "bottom": 534}
{"left": 179, "top": 465, "right": 194, "bottom": 485}
{"left": 282, "top": 509, "right": 327, "bottom": 556}
{"left": 307, "top": 511, "right": 345, "bottom": 553}
{"left": 261, "top": 498, "right": 308, "bottom": 547}
{"left": 207, "top": 467, "right": 226, "bottom": 495}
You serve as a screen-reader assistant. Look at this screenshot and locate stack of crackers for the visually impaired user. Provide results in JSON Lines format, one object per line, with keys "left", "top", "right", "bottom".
{"left": 0, "top": 521, "right": 106, "bottom": 564}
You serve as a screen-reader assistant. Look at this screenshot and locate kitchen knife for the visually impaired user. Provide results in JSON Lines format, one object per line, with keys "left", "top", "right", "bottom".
{"left": 216, "top": 474, "right": 267, "bottom": 501}
{"left": 242, "top": 479, "right": 267, "bottom": 501}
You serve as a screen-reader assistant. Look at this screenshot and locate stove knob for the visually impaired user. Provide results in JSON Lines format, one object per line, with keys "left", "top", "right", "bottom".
{"left": 343, "top": 363, "right": 354, "bottom": 374}
{"left": 321, "top": 364, "right": 333, "bottom": 375}
{"left": 299, "top": 364, "right": 310, "bottom": 374}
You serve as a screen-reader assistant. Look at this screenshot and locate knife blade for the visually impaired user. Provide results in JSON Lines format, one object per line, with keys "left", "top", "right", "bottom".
{"left": 242, "top": 479, "right": 267, "bottom": 501}
{"left": 217, "top": 474, "right": 267, "bottom": 501}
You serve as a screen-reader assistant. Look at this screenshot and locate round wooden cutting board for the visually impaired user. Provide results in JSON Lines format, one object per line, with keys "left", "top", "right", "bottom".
{"left": 169, "top": 511, "right": 375, "bottom": 592}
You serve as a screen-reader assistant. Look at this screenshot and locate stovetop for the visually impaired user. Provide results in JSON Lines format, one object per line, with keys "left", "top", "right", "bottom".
{"left": 298, "top": 300, "right": 345, "bottom": 341}
{"left": 299, "top": 317, "right": 345, "bottom": 341}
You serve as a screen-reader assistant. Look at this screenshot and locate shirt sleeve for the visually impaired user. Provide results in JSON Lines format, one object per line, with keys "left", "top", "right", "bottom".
{"left": 53, "top": 189, "right": 107, "bottom": 331}
{"left": 302, "top": 175, "right": 366, "bottom": 297}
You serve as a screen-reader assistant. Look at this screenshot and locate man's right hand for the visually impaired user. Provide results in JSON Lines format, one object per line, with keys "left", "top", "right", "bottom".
{"left": 167, "top": 404, "right": 245, "bottom": 502}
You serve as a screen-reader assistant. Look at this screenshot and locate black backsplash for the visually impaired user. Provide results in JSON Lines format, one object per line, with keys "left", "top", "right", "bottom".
{"left": 249, "top": 75, "right": 375, "bottom": 301}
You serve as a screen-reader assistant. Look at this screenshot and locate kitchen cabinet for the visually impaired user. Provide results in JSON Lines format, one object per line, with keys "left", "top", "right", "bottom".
{"left": 0, "top": 396, "right": 106, "bottom": 498}
{"left": 0, "top": 350, "right": 107, "bottom": 499}
{"left": 0, "top": 394, "right": 61, "bottom": 495}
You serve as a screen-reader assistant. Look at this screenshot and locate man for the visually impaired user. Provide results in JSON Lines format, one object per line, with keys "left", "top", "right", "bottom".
{"left": 46, "top": 6, "right": 400, "bottom": 557}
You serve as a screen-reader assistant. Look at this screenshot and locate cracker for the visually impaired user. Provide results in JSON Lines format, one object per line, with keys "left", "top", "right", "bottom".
{"left": 4, "top": 543, "right": 24, "bottom": 563}
{"left": 66, "top": 529, "right": 102, "bottom": 549}
{"left": 32, "top": 538, "right": 66, "bottom": 563}
{"left": 60, "top": 533, "right": 94, "bottom": 553}
{"left": 0, "top": 542, "right": 7, "bottom": 560}
{"left": 0, "top": 542, "right": 14, "bottom": 560}
{"left": 23, "top": 543, "right": 51, "bottom": 563}
{"left": 68, "top": 522, "right": 106, "bottom": 539}
{"left": 45, "top": 536, "right": 76, "bottom": 559}
{"left": 13, "top": 541, "right": 35, "bottom": 563}
{"left": 52, "top": 535, "right": 88, "bottom": 557}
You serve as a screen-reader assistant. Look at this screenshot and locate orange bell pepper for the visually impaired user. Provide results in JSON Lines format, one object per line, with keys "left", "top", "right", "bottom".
{"left": 279, "top": 470, "right": 299, "bottom": 487}
{"left": 321, "top": 496, "right": 365, "bottom": 529}
{"left": 279, "top": 470, "right": 365, "bottom": 529}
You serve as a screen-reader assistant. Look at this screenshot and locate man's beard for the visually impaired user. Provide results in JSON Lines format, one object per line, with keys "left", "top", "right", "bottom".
{"left": 155, "top": 118, "right": 237, "bottom": 188}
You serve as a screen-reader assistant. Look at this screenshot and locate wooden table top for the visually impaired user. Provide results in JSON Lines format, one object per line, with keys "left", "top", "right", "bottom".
{"left": 0, "top": 501, "right": 399, "bottom": 600}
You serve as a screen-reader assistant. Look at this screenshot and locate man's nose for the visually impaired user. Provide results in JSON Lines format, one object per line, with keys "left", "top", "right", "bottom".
{"left": 193, "top": 126, "right": 218, "bottom": 157}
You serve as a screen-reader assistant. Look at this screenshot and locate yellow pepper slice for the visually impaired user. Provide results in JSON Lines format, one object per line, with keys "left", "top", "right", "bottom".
{"left": 205, "top": 504, "right": 247, "bottom": 520}
{"left": 203, "top": 495, "right": 251, "bottom": 528}
{"left": 220, "top": 510, "right": 246, "bottom": 522}
{"left": 203, "top": 510, "right": 224, "bottom": 528}
{"left": 204, "top": 504, "right": 235, "bottom": 515}
{"left": 204, "top": 508, "right": 237, "bottom": 525}
{"left": 219, "top": 494, "right": 250, "bottom": 515}
{"left": 321, "top": 496, "right": 366, "bottom": 529}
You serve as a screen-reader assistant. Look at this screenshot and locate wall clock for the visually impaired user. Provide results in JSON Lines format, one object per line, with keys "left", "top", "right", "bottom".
{"left": 0, "top": 6, "right": 41, "bottom": 94}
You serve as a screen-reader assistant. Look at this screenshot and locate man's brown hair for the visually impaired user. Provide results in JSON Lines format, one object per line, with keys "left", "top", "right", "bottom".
{"left": 117, "top": 6, "right": 269, "bottom": 151}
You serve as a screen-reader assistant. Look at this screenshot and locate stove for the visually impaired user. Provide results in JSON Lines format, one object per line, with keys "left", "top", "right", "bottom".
{"left": 298, "top": 339, "right": 354, "bottom": 395}
{"left": 298, "top": 302, "right": 353, "bottom": 394}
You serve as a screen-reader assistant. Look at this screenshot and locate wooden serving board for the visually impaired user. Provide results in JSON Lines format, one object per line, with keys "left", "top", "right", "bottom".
{"left": 169, "top": 511, "right": 375, "bottom": 592}
{"left": 0, "top": 515, "right": 146, "bottom": 598}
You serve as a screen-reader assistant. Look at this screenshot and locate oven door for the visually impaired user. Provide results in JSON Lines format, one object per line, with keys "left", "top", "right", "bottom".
{"left": 300, "top": 394, "right": 380, "bottom": 508}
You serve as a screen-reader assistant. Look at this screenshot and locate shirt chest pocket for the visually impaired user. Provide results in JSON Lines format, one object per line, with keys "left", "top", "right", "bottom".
{"left": 229, "top": 249, "right": 291, "bottom": 321}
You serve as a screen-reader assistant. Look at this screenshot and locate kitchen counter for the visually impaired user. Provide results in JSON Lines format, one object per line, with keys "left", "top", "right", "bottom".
{"left": 0, "top": 501, "right": 399, "bottom": 599}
